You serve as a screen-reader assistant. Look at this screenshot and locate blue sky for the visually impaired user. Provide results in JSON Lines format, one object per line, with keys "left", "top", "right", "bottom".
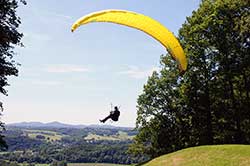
{"left": 1, "top": 0, "right": 200, "bottom": 127}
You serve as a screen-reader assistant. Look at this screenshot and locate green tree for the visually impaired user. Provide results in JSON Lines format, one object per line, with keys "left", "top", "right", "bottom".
{"left": 0, "top": 102, "right": 8, "bottom": 150}
{"left": 179, "top": 0, "right": 250, "bottom": 144}
{"left": 129, "top": 56, "right": 190, "bottom": 157}
{"left": 0, "top": 0, "right": 26, "bottom": 150}
{"left": 130, "top": 0, "right": 250, "bottom": 158}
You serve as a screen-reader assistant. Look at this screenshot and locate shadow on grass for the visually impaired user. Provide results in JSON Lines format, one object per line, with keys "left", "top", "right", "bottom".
{"left": 135, "top": 158, "right": 153, "bottom": 166}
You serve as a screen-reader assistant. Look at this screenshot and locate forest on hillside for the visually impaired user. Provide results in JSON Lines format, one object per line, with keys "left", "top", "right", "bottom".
{"left": 0, "top": 126, "right": 148, "bottom": 165}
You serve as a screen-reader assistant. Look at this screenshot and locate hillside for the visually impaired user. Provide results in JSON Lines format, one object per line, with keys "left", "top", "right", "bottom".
{"left": 7, "top": 121, "right": 133, "bottom": 130}
{"left": 142, "top": 145, "right": 250, "bottom": 166}
{"left": 1, "top": 126, "right": 146, "bottom": 165}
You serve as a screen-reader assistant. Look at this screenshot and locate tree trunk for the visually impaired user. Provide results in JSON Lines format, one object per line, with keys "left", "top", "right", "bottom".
{"left": 228, "top": 78, "right": 242, "bottom": 143}
{"left": 204, "top": 82, "right": 213, "bottom": 144}
{"left": 243, "top": 71, "right": 249, "bottom": 102}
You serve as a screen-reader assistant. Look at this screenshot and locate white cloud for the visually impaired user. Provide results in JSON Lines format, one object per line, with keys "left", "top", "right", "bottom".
{"left": 45, "top": 11, "right": 73, "bottom": 21}
{"left": 119, "top": 66, "right": 160, "bottom": 79}
{"left": 31, "top": 80, "right": 61, "bottom": 86}
{"left": 45, "top": 64, "right": 91, "bottom": 73}
{"left": 23, "top": 32, "right": 52, "bottom": 43}
{"left": 52, "top": 13, "right": 72, "bottom": 20}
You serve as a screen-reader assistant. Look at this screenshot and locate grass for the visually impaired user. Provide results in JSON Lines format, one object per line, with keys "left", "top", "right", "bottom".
{"left": 142, "top": 145, "right": 250, "bottom": 166}
{"left": 28, "top": 133, "right": 63, "bottom": 141}
{"left": 84, "top": 131, "right": 134, "bottom": 141}
{"left": 23, "top": 129, "right": 64, "bottom": 141}
{"left": 17, "top": 145, "right": 250, "bottom": 166}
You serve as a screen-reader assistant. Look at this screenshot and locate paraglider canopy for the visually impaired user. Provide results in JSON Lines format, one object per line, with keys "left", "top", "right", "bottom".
{"left": 71, "top": 9, "right": 187, "bottom": 73}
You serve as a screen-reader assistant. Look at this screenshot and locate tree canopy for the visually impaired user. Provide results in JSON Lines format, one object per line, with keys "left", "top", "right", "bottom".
{"left": 130, "top": 0, "right": 250, "bottom": 158}
{"left": 0, "top": 0, "right": 26, "bottom": 150}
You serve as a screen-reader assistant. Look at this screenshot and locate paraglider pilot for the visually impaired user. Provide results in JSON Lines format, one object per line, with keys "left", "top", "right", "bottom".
{"left": 100, "top": 106, "right": 120, "bottom": 123}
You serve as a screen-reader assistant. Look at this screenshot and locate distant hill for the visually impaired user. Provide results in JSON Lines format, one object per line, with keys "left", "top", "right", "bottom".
{"left": 7, "top": 121, "right": 80, "bottom": 128}
{"left": 7, "top": 121, "right": 133, "bottom": 130}
{"left": 142, "top": 145, "right": 250, "bottom": 166}
{"left": 2, "top": 122, "right": 143, "bottom": 165}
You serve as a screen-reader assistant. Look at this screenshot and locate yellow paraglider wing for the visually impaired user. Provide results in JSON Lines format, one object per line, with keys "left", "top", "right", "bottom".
{"left": 71, "top": 9, "right": 187, "bottom": 72}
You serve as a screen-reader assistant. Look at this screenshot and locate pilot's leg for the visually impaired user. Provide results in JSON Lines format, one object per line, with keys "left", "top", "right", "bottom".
{"left": 100, "top": 115, "right": 112, "bottom": 123}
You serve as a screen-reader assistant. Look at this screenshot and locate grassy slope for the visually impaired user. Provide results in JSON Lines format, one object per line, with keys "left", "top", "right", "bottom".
{"left": 24, "top": 129, "right": 64, "bottom": 141}
{"left": 143, "top": 145, "right": 250, "bottom": 166}
{"left": 84, "top": 131, "right": 134, "bottom": 141}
